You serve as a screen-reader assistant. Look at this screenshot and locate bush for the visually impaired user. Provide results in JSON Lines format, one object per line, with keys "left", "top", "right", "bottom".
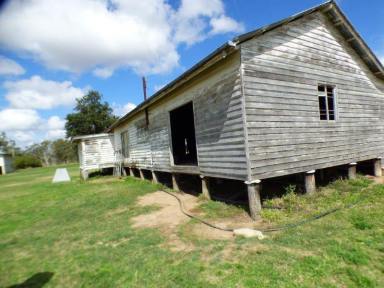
{"left": 14, "top": 154, "right": 42, "bottom": 169}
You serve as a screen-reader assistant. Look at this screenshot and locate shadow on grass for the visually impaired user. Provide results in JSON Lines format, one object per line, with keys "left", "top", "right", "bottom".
{"left": 7, "top": 272, "right": 54, "bottom": 288}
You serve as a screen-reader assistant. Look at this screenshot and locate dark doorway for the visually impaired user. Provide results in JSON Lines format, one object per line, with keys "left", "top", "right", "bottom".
{"left": 169, "top": 102, "right": 198, "bottom": 166}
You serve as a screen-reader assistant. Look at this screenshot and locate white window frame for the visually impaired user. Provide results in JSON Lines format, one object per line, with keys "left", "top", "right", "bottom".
{"left": 318, "top": 84, "right": 337, "bottom": 121}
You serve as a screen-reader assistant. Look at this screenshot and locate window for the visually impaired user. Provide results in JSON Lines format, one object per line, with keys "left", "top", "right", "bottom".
{"left": 121, "top": 131, "right": 129, "bottom": 158}
{"left": 318, "top": 84, "right": 336, "bottom": 120}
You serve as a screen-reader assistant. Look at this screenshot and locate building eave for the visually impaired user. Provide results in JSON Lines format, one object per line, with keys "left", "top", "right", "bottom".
{"left": 107, "top": 0, "right": 384, "bottom": 132}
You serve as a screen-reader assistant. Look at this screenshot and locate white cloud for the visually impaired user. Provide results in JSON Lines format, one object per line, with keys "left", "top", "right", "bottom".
{"left": 0, "top": 109, "right": 67, "bottom": 146}
{"left": 210, "top": 15, "right": 245, "bottom": 35}
{"left": 46, "top": 129, "right": 66, "bottom": 139}
{"left": 47, "top": 116, "right": 65, "bottom": 130}
{"left": 93, "top": 67, "right": 115, "bottom": 79}
{"left": 113, "top": 102, "right": 137, "bottom": 116}
{"left": 0, "top": 109, "right": 41, "bottom": 130}
{"left": 154, "top": 83, "right": 166, "bottom": 92}
{"left": 0, "top": 56, "right": 25, "bottom": 76}
{"left": 3, "top": 75, "right": 84, "bottom": 110}
{"left": 0, "top": 0, "right": 243, "bottom": 77}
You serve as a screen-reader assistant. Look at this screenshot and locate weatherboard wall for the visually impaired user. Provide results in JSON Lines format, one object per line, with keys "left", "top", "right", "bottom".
{"left": 113, "top": 52, "right": 249, "bottom": 180}
{"left": 241, "top": 12, "right": 384, "bottom": 180}
{"left": 78, "top": 135, "right": 115, "bottom": 171}
{"left": 0, "top": 155, "right": 14, "bottom": 174}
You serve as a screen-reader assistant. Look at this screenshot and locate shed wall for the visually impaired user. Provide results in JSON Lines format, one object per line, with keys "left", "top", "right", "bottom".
{"left": 0, "top": 155, "right": 14, "bottom": 174}
{"left": 114, "top": 53, "right": 248, "bottom": 180}
{"left": 79, "top": 135, "right": 115, "bottom": 171}
{"left": 242, "top": 12, "right": 384, "bottom": 180}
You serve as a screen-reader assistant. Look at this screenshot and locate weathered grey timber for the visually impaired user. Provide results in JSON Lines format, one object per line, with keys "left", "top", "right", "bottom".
{"left": 0, "top": 151, "right": 14, "bottom": 175}
{"left": 106, "top": 1, "right": 384, "bottom": 218}
{"left": 73, "top": 133, "right": 115, "bottom": 180}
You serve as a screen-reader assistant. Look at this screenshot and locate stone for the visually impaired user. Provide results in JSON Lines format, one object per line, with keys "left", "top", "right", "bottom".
{"left": 233, "top": 228, "right": 265, "bottom": 239}
{"left": 52, "top": 168, "right": 71, "bottom": 183}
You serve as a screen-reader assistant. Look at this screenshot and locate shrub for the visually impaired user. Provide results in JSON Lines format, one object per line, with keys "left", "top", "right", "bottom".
{"left": 14, "top": 154, "right": 42, "bottom": 169}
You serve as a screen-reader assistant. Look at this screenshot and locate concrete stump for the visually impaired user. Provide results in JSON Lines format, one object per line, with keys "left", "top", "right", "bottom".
{"left": 246, "top": 180, "right": 262, "bottom": 221}
{"left": 172, "top": 173, "right": 179, "bottom": 191}
{"left": 374, "top": 158, "right": 382, "bottom": 177}
{"left": 348, "top": 163, "right": 357, "bottom": 179}
{"left": 305, "top": 170, "right": 316, "bottom": 194}
{"left": 200, "top": 176, "right": 211, "bottom": 200}
{"left": 152, "top": 171, "right": 159, "bottom": 184}
{"left": 139, "top": 169, "right": 145, "bottom": 180}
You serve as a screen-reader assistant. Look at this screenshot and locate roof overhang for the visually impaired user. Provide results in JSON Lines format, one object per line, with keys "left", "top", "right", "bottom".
{"left": 107, "top": 0, "right": 384, "bottom": 132}
{"left": 72, "top": 133, "right": 112, "bottom": 142}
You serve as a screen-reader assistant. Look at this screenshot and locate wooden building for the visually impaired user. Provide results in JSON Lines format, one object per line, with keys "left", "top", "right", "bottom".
{"left": 0, "top": 151, "right": 14, "bottom": 175}
{"left": 73, "top": 133, "right": 116, "bottom": 180}
{"left": 107, "top": 1, "right": 384, "bottom": 219}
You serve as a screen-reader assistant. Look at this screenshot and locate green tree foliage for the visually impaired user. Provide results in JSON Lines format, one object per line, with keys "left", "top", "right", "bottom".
{"left": 14, "top": 154, "right": 42, "bottom": 169}
{"left": 0, "top": 132, "right": 20, "bottom": 155}
{"left": 65, "top": 90, "right": 118, "bottom": 138}
{"left": 51, "top": 139, "right": 77, "bottom": 164}
{"left": 25, "top": 139, "right": 77, "bottom": 167}
{"left": 25, "top": 140, "right": 52, "bottom": 166}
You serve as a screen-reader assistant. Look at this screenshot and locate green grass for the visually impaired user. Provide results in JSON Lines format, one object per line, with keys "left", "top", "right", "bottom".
{"left": 0, "top": 167, "right": 383, "bottom": 287}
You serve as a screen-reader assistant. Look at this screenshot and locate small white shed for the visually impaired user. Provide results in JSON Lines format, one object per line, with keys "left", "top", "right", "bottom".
{"left": 72, "top": 133, "right": 116, "bottom": 179}
{"left": 0, "top": 151, "right": 14, "bottom": 175}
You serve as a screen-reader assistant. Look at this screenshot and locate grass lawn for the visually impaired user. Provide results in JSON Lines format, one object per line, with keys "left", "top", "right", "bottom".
{"left": 0, "top": 165, "right": 383, "bottom": 287}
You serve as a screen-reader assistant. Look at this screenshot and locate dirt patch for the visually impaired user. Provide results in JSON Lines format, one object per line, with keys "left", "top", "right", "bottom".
{"left": 369, "top": 175, "right": 384, "bottom": 184}
{"left": 131, "top": 191, "right": 266, "bottom": 252}
{"left": 132, "top": 191, "right": 199, "bottom": 251}
{"left": 132, "top": 191, "right": 198, "bottom": 229}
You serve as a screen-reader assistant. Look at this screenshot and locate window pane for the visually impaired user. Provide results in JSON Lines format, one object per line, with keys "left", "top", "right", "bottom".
{"left": 327, "top": 96, "right": 334, "bottom": 111}
{"left": 318, "top": 84, "right": 336, "bottom": 121}
{"left": 318, "top": 96, "right": 327, "bottom": 120}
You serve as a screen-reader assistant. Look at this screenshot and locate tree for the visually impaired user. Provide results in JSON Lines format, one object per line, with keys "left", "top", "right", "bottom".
{"left": 0, "top": 132, "right": 20, "bottom": 155}
{"left": 65, "top": 90, "right": 118, "bottom": 138}
{"left": 25, "top": 141, "right": 52, "bottom": 167}
{"left": 24, "top": 139, "right": 77, "bottom": 166}
{"left": 51, "top": 139, "right": 77, "bottom": 164}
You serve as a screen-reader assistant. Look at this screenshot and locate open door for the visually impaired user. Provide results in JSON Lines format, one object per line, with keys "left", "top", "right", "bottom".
{"left": 169, "top": 102, "right": 198, "bottom": 166}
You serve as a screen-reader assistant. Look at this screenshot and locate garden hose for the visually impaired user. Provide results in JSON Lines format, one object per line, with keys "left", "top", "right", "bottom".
{"left": 162, "top": 187, "right": 370, "bottom": 234}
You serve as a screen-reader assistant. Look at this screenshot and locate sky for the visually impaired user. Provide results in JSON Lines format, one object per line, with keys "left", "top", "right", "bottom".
{"left": 0, "top": 0, "right": 383, "bottom": 147}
